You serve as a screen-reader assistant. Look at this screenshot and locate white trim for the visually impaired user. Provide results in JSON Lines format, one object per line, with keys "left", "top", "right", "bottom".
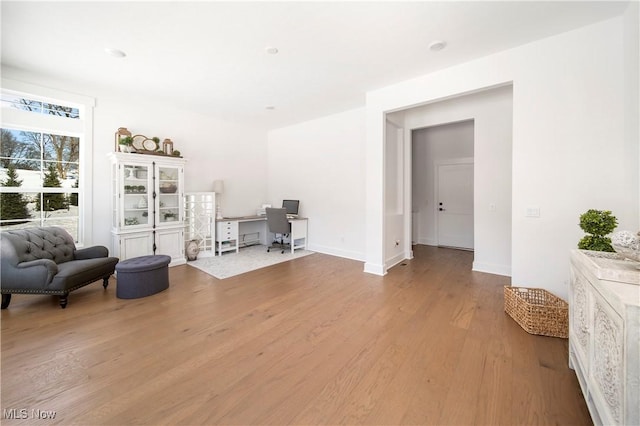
{"left": 82, "top": 100, "right": 94, "bottom": 245}
{"left": 386, "top": 251, "right": 405, "bottom": 270}
{"left": 1, "top": 108, "right": 84, "bottom": 135}
{"left": 418, "top": 237, "right": 437, "bottom": 246}
{"left": 472, "top": 261, "right": 512, "bottom": 277}
{"left": 364, "top": 261, "right": 386, "bottom": 276}
{"left": 307, "top": 243, "right": 365, "bottom": 262}
{"left": 401, "top": 125, "right": 413, "bottom": 264}
{"left": 1, "top": 78, "right": 95, "bottom": 107}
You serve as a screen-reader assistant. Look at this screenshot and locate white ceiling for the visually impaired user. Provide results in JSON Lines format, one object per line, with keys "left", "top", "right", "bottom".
{"left": 1, "top": 1, "right": 630, "bottom": 129}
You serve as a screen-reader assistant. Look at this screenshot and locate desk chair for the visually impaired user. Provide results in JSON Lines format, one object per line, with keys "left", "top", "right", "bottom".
{"left": 266, "top": 207, "right": 291, "bottom": 254}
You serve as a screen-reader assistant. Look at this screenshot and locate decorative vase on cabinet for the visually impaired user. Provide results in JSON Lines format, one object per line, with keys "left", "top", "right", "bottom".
{"left": 109, "top": 152, "right": 187, "bottom": 266}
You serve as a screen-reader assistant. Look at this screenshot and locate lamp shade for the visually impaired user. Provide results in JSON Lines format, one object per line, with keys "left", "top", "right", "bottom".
{"left": 212, "top": 180, "right": 224, "bottom": 194}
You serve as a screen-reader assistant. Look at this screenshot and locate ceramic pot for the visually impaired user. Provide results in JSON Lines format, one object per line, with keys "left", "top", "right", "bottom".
{"left": 186, "top": 240, "right": 200, "bottom": 261}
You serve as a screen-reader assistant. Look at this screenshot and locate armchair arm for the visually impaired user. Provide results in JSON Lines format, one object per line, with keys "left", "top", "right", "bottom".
{"left": 1, "top": 259, "right": 58, "bottom": 289}
{"left": 74, "top": 246, "right": 109, "bottom": 260}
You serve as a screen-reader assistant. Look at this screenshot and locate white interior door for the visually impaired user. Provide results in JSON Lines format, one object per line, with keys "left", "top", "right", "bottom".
{"left": 436, "top": 162, "right": 474, "bottom": 250}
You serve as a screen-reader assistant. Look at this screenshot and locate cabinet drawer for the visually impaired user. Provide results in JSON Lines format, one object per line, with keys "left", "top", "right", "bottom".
{"left": 216, "top": 221, "right": 238, "bottom": 241}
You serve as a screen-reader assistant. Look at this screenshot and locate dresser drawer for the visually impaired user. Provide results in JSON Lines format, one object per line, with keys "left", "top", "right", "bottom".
{"left": 216, "top": 221, "right": 238, "bottom": 241}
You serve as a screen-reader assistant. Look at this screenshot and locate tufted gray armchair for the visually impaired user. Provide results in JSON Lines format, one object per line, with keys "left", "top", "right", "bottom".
{"left": 1, "top": 227, "right": 119, "bottom": 309}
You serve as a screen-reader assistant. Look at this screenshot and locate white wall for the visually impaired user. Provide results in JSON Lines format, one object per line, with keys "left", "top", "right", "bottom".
{"left": 366, "top": 16, "right": 639, "bottom": 300}
{"left": 412, "top": 120, "right": 475, "bottom": 246}
{"left": 510, "top": 17, "right": 636, "bottom": 299}
{"left": 267, "top": 108, "right": 366, "bottom": 260}
{"left": 624, "top": 2, "right": 640, "bottom": 209}
{"left": 93, "top": 97, "right": 268, "bottom": 214}
{"left": 405, "top": 87, "right": 513, "bottom": 276}
{"left": 1, "top": 67, "right": 269, "bottom": 249}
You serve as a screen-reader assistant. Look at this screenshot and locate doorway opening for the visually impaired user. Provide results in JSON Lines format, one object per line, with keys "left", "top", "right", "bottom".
{"left": 384, "top": 84, "right": 512, "bottom": 276}
{"left": 411, "top": 120, "right": 474, "bottom": 251}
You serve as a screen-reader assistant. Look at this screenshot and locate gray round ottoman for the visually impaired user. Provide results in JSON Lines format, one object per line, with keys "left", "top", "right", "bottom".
{"left": 115, "top": 255, "right": 171, "bottom": 299}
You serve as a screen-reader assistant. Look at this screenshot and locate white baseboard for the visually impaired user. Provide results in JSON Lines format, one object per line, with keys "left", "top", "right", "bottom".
{"left": 364, "top": 262, "right": 386, "bottom": 276}
{"left": 472, "top": 261, "right": 512, "bottom": 277}
{"left": 386, "top": 252, "right": 406, "bottom": 270}
{"left": 307, "top": 243, "right": 365, "bottom": 262}
{"left": 306, "top": 244, "right": 395, "bottom": 276}
{"left": 417, "top": 238, "right": 437, "bottom": 246}
{"left": 306, "top": 244, "right": 385, "bottom": 275}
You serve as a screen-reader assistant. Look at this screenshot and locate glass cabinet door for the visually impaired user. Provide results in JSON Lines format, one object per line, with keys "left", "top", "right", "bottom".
{"left": 121, "top": 164, "right": 152, "bottom": 228}
{"left": 157, "top": 165, "right": 181, "bottom": 225}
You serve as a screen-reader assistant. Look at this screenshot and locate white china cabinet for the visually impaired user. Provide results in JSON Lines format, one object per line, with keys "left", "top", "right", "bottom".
{"left": 109, "top": 152, "right": 186, "bottom": 266}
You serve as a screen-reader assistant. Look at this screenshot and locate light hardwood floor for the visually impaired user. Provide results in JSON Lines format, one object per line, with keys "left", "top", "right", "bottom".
{"left": 1, "top": 245, "right": 591, "bottom": 425}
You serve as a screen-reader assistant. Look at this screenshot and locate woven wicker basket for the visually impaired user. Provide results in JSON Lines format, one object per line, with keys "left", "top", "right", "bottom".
{"left": 504, "top": 286, "right": 568, "bottom": 338}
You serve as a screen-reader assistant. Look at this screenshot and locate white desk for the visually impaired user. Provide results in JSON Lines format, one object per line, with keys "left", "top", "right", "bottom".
{"left": 215, "top": 215, "right": 308, "bottom": 256}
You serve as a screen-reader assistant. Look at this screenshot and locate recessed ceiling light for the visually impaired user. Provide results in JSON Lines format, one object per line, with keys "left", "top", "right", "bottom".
{"left": 265, "top": 46, "right": 279, "bottom": 55}
{"left": 265, "top": 105, "right": 276, "bottom": 110}
{"left": 429, "top": 41, "right": 447, "bottom": 52}
{"left": 104, "top": 47, "right": 126, "bottom": 58}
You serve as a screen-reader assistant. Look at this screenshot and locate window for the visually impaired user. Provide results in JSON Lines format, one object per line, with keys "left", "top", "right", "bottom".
{"left": 1, "top": 93, "right": 80, "bottom": 118}
{"left": 0, "top": 81, "right": 94, "bottom": 244}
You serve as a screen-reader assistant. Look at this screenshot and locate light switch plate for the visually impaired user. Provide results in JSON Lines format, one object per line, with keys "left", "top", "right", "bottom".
{"left": 526, "top": 207, "right": 541, "bottom": 217}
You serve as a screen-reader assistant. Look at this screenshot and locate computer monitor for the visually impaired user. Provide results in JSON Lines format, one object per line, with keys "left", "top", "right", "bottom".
{"left": 282, "top": 199, "right": 299, "bottom": 216}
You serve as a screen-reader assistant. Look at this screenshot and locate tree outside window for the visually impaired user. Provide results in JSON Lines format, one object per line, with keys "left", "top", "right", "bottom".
{"left": 0, "top": 165, "right": 30, "bottom": 224}
{"left": 0, "top": 97, "right": 81, "bottom": 240}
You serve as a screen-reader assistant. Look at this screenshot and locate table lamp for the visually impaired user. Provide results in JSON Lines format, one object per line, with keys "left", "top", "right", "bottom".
{"left": 213, "top": 179, "right": 224, "bottom": 219}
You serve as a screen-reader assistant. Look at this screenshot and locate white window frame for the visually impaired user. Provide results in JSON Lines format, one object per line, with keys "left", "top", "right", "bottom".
{"left": 1, "top": 78, "right": 95, "bottom": 246}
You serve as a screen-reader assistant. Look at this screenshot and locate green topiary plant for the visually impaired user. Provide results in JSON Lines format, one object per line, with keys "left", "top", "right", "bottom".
{"left": 578, "top": 209, "right": 618, "bottom": 252}
{"left": 118, "top": 136, "right": 134, "bottom": 153}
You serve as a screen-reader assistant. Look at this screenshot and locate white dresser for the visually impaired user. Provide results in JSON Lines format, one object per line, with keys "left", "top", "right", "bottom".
{"left": 569, "top": 249, "right": 640, "bottom": 426}
{"left": 216, "top": 220, "right": 240, "bottom": 255}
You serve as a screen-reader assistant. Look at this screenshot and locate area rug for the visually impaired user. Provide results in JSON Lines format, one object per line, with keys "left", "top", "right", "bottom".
{"left": 187, "top": 244, "right": 314, "bottom": 279}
